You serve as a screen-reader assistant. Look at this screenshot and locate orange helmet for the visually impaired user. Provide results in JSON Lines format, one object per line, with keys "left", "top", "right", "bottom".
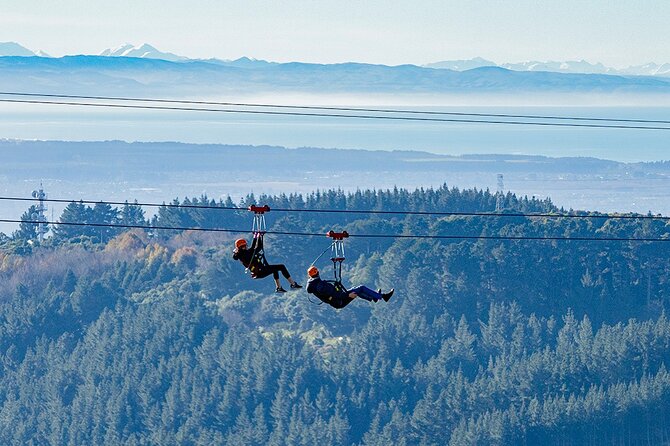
{"left": 307, "top": 266, "right": 319, "bottom": 278}
{"left": 235, "top": 238, "right": 247, "bottom": 249}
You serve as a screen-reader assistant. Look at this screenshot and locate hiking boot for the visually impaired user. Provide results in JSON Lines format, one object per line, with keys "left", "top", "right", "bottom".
{"left": 382, "top": 289, "right": 394, "bottom": 302}
{"left": 290, "top": 282, "right": 303, "bottom": 289}
{"left": 275, "top": 287, "right": 287, "bottom": 293}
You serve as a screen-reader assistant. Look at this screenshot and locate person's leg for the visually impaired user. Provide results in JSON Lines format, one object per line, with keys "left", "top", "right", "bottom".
{"left": 270, "top": 264, "right": 301, "bottom": 288}
{"left": 272, "top": 269, "right": 281, "bottom": 288}
{"left": 254, "top": 266, "right": 283, "bottom": 290}
{"left": 275, "top": 264, "right": 290, "bottom": 279}
{"left": 332, "top": 295, "right": 355, "bottom": 309}
{"left": 348, "top": 285, "right": 383, "bottom": 302}
{"left": 254, "top": 269, "right": 271, "bottom": 279}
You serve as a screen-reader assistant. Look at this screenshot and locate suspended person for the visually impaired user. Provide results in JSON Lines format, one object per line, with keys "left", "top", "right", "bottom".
{"left": 306, "top": 266, "right": 393, "bottom": 309}
{"left": 233, "top": 236, "right": 302, "bottom": 293}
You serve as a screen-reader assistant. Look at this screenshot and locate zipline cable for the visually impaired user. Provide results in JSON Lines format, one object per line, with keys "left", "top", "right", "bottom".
{"left": 1, "top": 98, "right": 669, "bottom": 131}
{"left": 1, "top": 195, "right": 668, "bottom": 221}
{"left": 3, "top": 218, "right": 670, "bottom": 243}
{"left": 1, "top": 91, "right": 669, "bottom": 125}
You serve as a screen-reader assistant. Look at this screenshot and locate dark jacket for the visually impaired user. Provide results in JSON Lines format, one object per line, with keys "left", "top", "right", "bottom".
{"left": 307, "top": 276, "right": 353, "bottom": 309}
{"left": 233, "top": 236, "right": 267, "bottom": 277}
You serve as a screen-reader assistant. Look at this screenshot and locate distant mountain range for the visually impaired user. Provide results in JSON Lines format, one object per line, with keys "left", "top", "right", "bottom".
{"left": 424, "top": 57, "right": 670, "bottom": 77}
{"left": 0, "top": 41, "right": 50, "bottom": 58}
{"left": 3, "top": 41, "right": 670, "bottom": 77}
{"left": 0, "top": 42, "right": 275, "bottom": 69}
{"left": 99, "top": 43, "right": 186, "bottom": 62}
{"left": 1, "top": 42, "right": 670, "bottom": 100}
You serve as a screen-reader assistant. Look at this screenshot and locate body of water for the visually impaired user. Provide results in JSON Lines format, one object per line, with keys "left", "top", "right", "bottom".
{"left": 1, "top": 104, "right": 669, "bottom": 162}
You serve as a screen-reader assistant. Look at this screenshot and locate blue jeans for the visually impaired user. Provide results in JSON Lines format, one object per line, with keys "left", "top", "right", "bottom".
{"left": 348, "top": 285, "right": 382, "bottom": 302}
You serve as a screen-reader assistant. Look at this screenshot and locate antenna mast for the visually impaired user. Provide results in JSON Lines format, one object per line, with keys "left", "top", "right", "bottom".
{"left": 495, "top": 174, "right": 505, "bottom": 212}
{"left": 31, "top": 183, "right": 48, "bottom": 242}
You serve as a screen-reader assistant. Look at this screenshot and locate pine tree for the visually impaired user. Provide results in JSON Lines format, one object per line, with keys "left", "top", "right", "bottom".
{"left": 13, "top": 205, "right": 41, "bottom": 241}
{"left": 52, "top": 201, "right": 94, "bottom": 242}
{"left": 91, "top": 202, "right": 119, "bottom": 243}
{"left": 119, "top": 200, "right": 146, "bottom": 227}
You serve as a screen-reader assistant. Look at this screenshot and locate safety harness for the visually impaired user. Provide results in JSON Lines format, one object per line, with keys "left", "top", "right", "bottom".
{"left": 246, "top": 205, "right": 271, "bottom": 278}
{"left": 307, "top": 230, "right": 351, "bottom": 306}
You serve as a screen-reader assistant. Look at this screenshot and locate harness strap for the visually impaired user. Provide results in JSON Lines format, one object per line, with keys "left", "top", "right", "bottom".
{"left": 327, "top": 230, "right": 349, "bottom": 285}
{"left": 246, "top": 205, "right": 271, "bottom": 276}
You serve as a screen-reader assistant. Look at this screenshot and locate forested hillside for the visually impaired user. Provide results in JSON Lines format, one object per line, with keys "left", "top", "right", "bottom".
{"left": 2, "top": 184, "right": 670, "bottom": 445}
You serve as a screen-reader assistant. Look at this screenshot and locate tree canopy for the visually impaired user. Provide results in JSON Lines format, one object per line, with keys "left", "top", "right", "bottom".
{"left": 1, "top": 185, "right": 669, "bottom": 444}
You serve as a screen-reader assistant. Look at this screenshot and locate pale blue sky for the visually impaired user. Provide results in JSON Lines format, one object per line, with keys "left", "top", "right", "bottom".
{"left": 1, "top": 0, "right": 668, "bottom": 66}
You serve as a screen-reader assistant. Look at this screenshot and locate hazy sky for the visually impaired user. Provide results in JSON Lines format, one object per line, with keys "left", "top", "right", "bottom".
{"left": 1, "top": 0, "right": 669, "bottom": 66}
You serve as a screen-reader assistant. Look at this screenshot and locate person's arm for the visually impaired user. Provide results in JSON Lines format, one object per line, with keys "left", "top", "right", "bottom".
{"left": 250, "top": 236, "right": 259, "bottom": 251}
{"left": 233, "top": 249, "right": 252, "bottom": 267}
{"left": 252, "top": 234, "right": 263, "bottom": 251}
{"left": 314, "top": 280, "right": 329, "bottom": 296}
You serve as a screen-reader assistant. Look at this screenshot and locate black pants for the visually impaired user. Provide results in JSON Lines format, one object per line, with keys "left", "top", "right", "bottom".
{"left": 255, "top": 264, "right": 290, "bottom": 281}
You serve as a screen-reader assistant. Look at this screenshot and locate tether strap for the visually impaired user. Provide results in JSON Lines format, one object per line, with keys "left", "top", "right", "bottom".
{"left": 310, "top": 242, "right": 335, "bottom": 267}
{"left": 332, "top": 258, "right": 344, "bottom": 283}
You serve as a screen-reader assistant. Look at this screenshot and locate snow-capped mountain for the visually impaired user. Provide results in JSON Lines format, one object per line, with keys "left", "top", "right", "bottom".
{"left": 2, "top": 55, "right": 668, "bottom": 99}
{"left": 500, "top": 60, "right": 615, "bottom": 74}
{"left": 2, "top": 40, "right": 669, "bottom": 80}
{"left": 98, "top": 44, "right": 274, "bottom": 67}
{"left": 620, "top": 62, "right": 670, "bottom": 77}
{"left": 99, "top": 43, "right": 187, "bottom": 62}
{"left": 425, "top": 58, "right": 617, "bottom": 74}
{"left": 425, "top": 58, "right": 670, "bottom": 77}
{"left": 0, "top": 42, "right": 37, "bottom": 57}
{"left": 423, "top": 57, "right": 495, "bottom": 71}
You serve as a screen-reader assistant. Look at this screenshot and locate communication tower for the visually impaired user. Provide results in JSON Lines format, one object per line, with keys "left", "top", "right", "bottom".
{"left": 495, "top": 174, "right": 505, "bottom": 211}
{"left": 31, "top": 183, "right": 48, "bottom": 242}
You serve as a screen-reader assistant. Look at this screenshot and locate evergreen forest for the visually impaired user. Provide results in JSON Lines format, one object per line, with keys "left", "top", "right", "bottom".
{"left": 2, "top": 184, "right": 670, "bottom": 445}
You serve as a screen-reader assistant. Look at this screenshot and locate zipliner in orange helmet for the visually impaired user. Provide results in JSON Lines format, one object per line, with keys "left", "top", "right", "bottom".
{"left": 307, "top": 266, "right": 319, "bottom": 278}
